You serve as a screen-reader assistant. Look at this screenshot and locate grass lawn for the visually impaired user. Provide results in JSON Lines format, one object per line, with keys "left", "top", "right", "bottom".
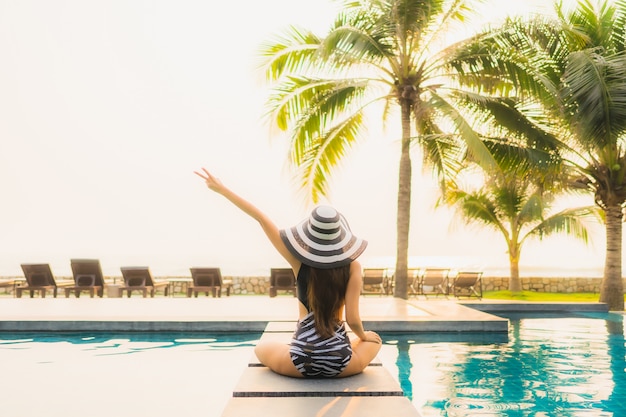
{"left": 483, "top": 291, "right": 610, "bottom": 302}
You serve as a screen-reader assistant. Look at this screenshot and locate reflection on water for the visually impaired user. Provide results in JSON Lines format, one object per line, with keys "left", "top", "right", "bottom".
{"left": 381, "top": 312, "right": 626, "bottom": 417}
{"left": 396, "top": 339, "right": 413, "bottom": 400}
{"left": 0, "top": 332, "right": 261, "bottom": 356}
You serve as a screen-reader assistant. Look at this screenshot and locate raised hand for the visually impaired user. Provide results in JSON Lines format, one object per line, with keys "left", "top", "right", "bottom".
{"left": 194, "top": 167, "right": 224, "bottom": 193}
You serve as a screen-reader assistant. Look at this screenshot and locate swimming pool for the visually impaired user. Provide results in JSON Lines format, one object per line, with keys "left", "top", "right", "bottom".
{"left": 1, "top": 313, "right": 624, "bottom": 417}
{"left": 378, "top": 312, "right": 626, "bottom": 416}
{"left": 0, "top": 332, "right": 262, "bottom": 417}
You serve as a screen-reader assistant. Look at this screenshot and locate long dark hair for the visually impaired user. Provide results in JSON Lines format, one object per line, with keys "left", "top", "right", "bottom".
{"left": 307, "top": 264, "right": 351, "bottom": 338}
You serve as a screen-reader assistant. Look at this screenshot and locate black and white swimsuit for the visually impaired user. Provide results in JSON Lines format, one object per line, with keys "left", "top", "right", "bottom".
{"left": 289, "top": 265, "right": 353, "bottom": 378}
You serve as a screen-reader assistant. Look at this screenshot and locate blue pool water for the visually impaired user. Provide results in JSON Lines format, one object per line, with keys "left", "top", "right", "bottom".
{"left": 379, "top": 312, "right": 626, "bottom": 417}
{"left": 0, "top": 331, "right": 261, "bottom": 352}
{"left": 1, "top": 314, "right": 624, "bottom": 417}
{"left": 0, "top": 332, "right": 262, "bottom": 417}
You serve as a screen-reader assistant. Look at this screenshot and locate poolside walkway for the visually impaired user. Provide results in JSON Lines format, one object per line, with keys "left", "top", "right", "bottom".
{"left": 0, "top": 295, "right": 608, "bottom": 332}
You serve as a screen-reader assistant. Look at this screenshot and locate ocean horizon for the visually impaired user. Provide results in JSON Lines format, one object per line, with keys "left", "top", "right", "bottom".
{"left": 2, "top": 255, "right": 603, "bottom": 279}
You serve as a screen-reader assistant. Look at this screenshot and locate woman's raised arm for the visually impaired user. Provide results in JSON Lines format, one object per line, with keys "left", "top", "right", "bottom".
{"left": 194, "top": 168, "right": 300, "bottom": 270}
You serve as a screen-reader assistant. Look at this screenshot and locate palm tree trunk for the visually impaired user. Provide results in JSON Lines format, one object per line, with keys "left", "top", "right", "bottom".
{"left": 508, "top": 240, "right": 522, "bottom": 292}
{"left": 600, "top": 204, "right": 624, "bottom": 311}
{"left": 394, "top": 101, "right": 412, "bottom": 299}
{"left": 509, "top": 256, "right": 522, "bottom": 292}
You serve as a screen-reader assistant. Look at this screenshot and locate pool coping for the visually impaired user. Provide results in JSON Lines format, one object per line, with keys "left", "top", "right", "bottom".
{"left": 0, "top": 296, "right": 609, "bottom": 333}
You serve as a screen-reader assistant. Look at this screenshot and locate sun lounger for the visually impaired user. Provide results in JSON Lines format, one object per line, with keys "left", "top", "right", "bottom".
{"left": 451, "top": 271, "right": 483, "bottom": 299}
{"left": 120, "top": 266, "right": 169, "bottom": 297}
{"left": 416, "top": 268, "right": 449, "bottom": 298}
{"left": 18, "top": 264, "right": 72, "bottom": 298}
{"left": 64, "top": 259, "right": 105, "bottom": 298}
{"left": 187, "top": 267, "right": 229, "bottom": 297}
{"left": 407, "top": 268, "right": 422, "bottom": 296}
{"left": 361, "top": 268, "right": 388, "bottom": 295}
{"left": 0, "top": 279, "right": 16, "bottom": 295}
{"left": 269, "top": 268, "right": 296, "bottom": 297}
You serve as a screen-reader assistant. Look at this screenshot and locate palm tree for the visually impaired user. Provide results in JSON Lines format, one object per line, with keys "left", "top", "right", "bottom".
{"left": 444, "top": 141, "right": 598, "bottom": 292}
{"left": 259, "top": 0, "right": 497, "bottom": 299}
{"left": 455, "top": 0, "right": 626, "bottom": 308}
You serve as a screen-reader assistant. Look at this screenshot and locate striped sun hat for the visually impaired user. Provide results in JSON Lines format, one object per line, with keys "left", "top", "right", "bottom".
{"left": 280, "top": 206, "right": 367, "bottom": 269}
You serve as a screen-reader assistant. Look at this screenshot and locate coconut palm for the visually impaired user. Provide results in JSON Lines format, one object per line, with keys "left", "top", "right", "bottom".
{"left": 454, "top": 0, "right": 626, "bottom": 309}
{"left": 259, "top": 0, "right": 498, "bottom": 299}
{"left": 444, "top": 141, "right": 598, "bottom": 292}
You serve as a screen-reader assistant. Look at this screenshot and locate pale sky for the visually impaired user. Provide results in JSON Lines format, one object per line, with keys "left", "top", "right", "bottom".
{"left": 0, "top": 0, "right": 606, "bottom": 278}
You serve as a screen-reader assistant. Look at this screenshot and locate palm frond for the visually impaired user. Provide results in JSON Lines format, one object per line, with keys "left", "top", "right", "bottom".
{"left": 613, "top": 0, "right": 626, "bottom": 51}
{"left": 560, "top": 0, "right": 617, "bottom": 50}
{"left": 454, "top": 90, "right": 562, "bottom": 152}
{"left": 296, "top": 113, "right": 365, "bottom": 203}
{"left": 427, "top": 91, "right": 499, "bottom": 173}
{"left": 449, "top": 17, "right": 566, "bottom": 103}
{"left": 321, "top": 10, "right": 394, "bottom": 68}
{"left": 289, "top": 80, "right": 369, "bottom": 164}
{"left": 266, "top": 76, "right": 366, "bottom": 134}
{"left": 482, "top": 138, "right": 562, "bottom": 181}
{"left": 522, "top": 205, "right": 600, "bottom": 244}
{"left": 446, "top": 188, "right": 509, "bottom": 237}
{"left": 392, "top": 0, "right": 446, "bottom": 35}
{"left": 418, "top": 0, "right": 477, "bottom": 54}
{"left": 562, "top": 50, "right": 626, "bottom": 148}
{"left": 517, "top": 192, "right": 545, "bottom": 224}
{"left": 491, "top": 182, "right": 525, "bottom": 220}
{"left": 419, "top": 132, "right": 465, "bottom": 189}
{"left": 259, "top": 26, "right": 323, "bottom": 81}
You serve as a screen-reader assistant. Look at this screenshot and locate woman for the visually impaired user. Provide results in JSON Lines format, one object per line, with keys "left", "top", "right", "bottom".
{"left": 195, "top": 168, "right": 382, "bottom": 378}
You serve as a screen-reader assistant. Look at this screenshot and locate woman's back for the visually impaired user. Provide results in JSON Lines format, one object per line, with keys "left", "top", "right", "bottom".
{"left": 195, "top": 168, "right": 381, "bottom": 378}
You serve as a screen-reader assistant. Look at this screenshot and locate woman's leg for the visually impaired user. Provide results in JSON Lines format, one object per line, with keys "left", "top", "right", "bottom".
{"left": 338, "top": 337, "right": 382, "bottom": 377}
{"left": 254, "top": 341, "right": 303, "bottom": 378}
